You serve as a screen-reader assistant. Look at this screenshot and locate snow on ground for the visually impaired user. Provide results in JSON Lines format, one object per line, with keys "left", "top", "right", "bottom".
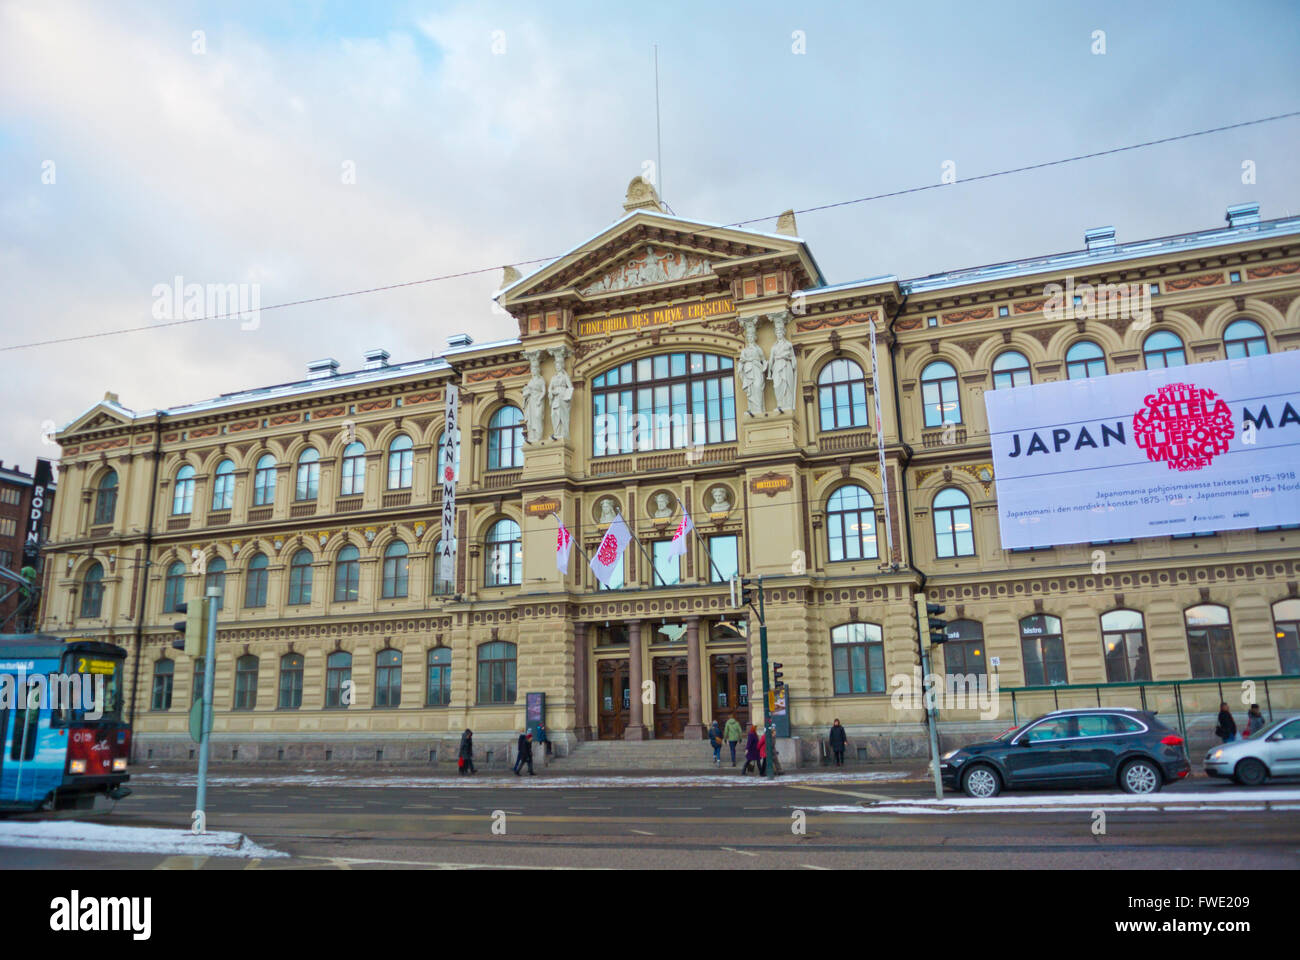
{"left": 132, "top": 769, "right": 912, "bottom": 790}
{"left": 0, "top": 821, "right": 286, "bottom": 858}
{"left": 801, "top": 789, "right": 1300, "bottom": 815}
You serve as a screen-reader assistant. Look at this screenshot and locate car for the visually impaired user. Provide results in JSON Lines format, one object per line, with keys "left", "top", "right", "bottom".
{"left": 939, "top": 707, "right": 1190, "bottom": 798}
{"left": 1203, "top": 715, "right": 1300, "bottom": 785}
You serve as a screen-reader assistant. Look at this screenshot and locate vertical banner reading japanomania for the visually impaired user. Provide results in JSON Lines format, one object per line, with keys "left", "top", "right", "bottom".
{"left": 869, "top": 320, "right": 895, "bottom": 563}
{"left": 984, "top": 351, "right": 1300, "bottom": 549}
{"left": 439, "top": 385, "right": 458, "bottom": 584}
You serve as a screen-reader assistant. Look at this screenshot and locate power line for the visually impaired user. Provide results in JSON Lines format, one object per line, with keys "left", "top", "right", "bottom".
{"left": 4, "top": 110, "right": 1296, "bottom": 355}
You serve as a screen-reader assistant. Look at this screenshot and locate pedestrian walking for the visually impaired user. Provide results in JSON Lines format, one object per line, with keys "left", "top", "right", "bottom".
{"left": 513, "top": 730, "right": 535, "bottom": 775}
{"left": 708, "top": 719, "right": 723, "bottom": 766}
{"left": 742, "top": 725, "right": 760, "bottom": 774}
{"left": 724, "top": 716, "right": 743, "bottom": 766}
{"left": 757, "top": 729, "right": 769, "bottom": 776}
{"left": 1215, "top": 702, "right": 1237, "bottom": 743}
{"left": 536, "top": 722, "right": 550, "bottom": 756}
{"left": 828, "top": 718, "right": 848, "bottom": 767}
{"left": 457, "top": 728, "right": 476, "bottom": 775}
{"left": 1246, "top": 703, "right": 1266, "bottom": 736}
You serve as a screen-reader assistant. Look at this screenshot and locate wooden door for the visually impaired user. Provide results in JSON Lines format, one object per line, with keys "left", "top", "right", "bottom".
{"left": 711, "top": 654, "right": 749, "bottom": 729}
{"left": 653, "top": 656, "right": 689, "bottom": 739}
{"left": 596, "top": 658, "right": 629, "bottom": 740}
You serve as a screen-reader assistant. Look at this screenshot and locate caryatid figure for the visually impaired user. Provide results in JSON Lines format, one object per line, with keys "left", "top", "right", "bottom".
{"left": 548, "top": 346, "right": 575, "bottom": 441}
{"left": 738, "top": 317, "right": 768, "bottom": 417}
{"left": 521, "top": 350, "right": 546, "bottom": 443}
{"left": 767, "top": 312, "right": 797, "bottom": 412}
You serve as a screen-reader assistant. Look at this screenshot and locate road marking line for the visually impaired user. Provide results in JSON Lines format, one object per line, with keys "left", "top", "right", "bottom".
{"left": 800, "top": 863, "right": 829, "bottom": 870}
{"left": 452, "top": 806, "right": 476, "bottom": 811}
{"left": 299, "top": 855, "right": 600, "bottom": 871}
{"left": 630, "top": 829, "right": 655, "bottom": 836}
{"left": 154, "top": 856, "right": 209, "bottom": 870}
{"left": 244, "top": 859, "right": 262, "bottom": 870}
{"left": 719, "top": 846, "right": 758, "bottom": 857}
{"left": 790, "top": 784, "right": 894, "bottom": 801}
{"left": 329, "top": 858, "right": 354, "bottom": 870}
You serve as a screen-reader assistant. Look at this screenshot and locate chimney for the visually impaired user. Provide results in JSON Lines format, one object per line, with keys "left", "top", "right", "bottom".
{"left": 307, "top": 357, "right": 339, "bottom": 378}
{"left": 1225, "top": 202, "right": 1260, "bottom": 228}
{"left": 775, "top": 209, "right": 798, "bottom": 236}
{"left": 446, "top": 334, "right": 474, "bottom": 349}
{"left": 363, "top": 348, "right": 390, "bottom": 370}
{"left": 1084, "top": 226, "right": 1115, "bottom": 251}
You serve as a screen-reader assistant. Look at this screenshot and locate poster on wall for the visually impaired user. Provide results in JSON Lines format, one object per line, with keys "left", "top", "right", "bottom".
{"left": 984, "top": 351, "right": 1300, "bottom": 549}
{"left": 439, "top": 384, "right": 458, "bottom": 585}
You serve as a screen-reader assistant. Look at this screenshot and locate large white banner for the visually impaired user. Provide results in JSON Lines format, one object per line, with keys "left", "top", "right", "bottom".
{"left": 439, "top": 384, "right": 458, "bottom": 584}
{"left": 985, "top": 351, "right": 1300, "bottom": 549}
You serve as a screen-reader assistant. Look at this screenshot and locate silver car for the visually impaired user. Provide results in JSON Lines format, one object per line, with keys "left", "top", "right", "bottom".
{"left": 1203, "top": 715, "right": 1300, "bottom": 785}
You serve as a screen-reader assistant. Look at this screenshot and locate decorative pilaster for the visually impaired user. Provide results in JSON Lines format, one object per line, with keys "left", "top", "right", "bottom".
{"left": 684, "top": 616, "right": 704, "bottom": 740}
{"left": 624, "top": 620, "right": 647, "bottom": 740}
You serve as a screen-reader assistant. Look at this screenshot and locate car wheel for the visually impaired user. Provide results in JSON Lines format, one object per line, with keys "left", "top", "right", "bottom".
{"left": 961, "top": 764, "right": 1001, "bottom": 799}
{"left": 1233, "top": 758, "right": 1267, "bottom": 787}
{"left": 1119, "top": 758, "right": 1162, "bottom": 794}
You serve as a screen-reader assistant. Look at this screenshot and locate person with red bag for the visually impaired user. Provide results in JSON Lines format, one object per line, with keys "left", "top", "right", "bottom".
{"left": 457, "top": 728, "right": 476, "bottom": 775}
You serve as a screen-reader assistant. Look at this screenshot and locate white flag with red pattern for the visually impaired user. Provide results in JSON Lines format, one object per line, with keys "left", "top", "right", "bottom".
{"left": 665, "top": 505, "right": 693, "bottom": 558}
{"left": 589, "top": 513, "right": 632, "bottom": 586}
{"left": 556, "top": 517, "right": 573, "bottom": 574}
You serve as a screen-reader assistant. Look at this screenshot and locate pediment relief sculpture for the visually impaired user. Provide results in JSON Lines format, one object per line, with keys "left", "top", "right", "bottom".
{"left": 578, "top": 245, "right": 714, "bottom": 297}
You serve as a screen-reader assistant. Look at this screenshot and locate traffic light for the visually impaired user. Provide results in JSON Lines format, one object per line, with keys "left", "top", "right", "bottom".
{"left": 729, "top": 576, "right": 757, "bottom": 610}
{"left": 772, "top": 662, "right": 784, "bottom": 691}
{"left": 914, "top": 594, "right": 948, "bottom": 647}
{"left": 171, "top": 599, "right": 209, "bottom": 658}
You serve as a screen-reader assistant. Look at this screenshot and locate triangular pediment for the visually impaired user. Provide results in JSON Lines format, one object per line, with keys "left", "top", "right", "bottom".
{"left": 62, "top": 401, "right": 136, "bottom": 437}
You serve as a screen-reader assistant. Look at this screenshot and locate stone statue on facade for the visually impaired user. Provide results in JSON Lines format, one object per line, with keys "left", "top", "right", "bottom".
{"left": 598, "top": 497, "right": 619, "bottom": 524}
{"left": 521, "top": 350, "right": 546, "bottom": 444}
{"left": 768, "top": 312, "right": 797, "bottom": 412}
{"left": 738, "top": 317, "right": 768, "bottom": 417}
{"left": 652, "top": 492, "right": 673, "bottom": 518}
{"left": 548, "top": 347, "right": 574, "bottom": 441}
{"left": 708, "top": 487, "right": 732, "bottom": 514}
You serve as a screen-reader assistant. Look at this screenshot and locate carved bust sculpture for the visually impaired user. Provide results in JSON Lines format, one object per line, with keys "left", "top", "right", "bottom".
{"left": 652, "top": 492, "right": 673, "bottom": 519}
{"left": 709, "top": 487, "right": 732, "bottom": 513}
{"left": 598, "top": 497, "right": 618, "bottom": 524}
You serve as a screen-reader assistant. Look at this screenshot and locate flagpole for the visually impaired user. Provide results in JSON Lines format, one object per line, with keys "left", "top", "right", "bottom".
{"left": 626, "top": 525, "right": 668, "bottom": 588}
{"left": 553, "top": 513, "right": 595, "bottom": 577}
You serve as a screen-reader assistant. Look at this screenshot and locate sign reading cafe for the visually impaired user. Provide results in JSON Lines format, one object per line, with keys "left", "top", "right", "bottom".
{"left": 984, "top": 351, "right": 1300, "bottom": 549}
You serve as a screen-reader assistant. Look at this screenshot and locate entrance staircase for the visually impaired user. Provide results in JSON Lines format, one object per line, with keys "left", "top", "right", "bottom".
{"left": 552, "top": 738, "right": 723, "bottom": 771}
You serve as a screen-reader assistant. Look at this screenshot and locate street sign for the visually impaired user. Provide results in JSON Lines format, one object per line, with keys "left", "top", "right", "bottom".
{"left": 189, "top": 698, "right": 204, "bottom": 743}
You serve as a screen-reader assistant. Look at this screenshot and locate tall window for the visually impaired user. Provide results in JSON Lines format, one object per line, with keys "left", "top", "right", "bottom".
{"left": 325, "top": 651, "right": 352, "bottom": 708}
{"left": 163, "top": 561, "right": 186, "bottom": 613}
{"left": 278, "top": 654, "right": 303, "bottom": 709}
{"left": 920, "top": 361, "right": 961, "bottom": 427}
{"left": 1272, "top": 598, "right": 1300, "bottom": 675}
{"left": 591, "top": 352, "right": 737, "bottom": 456}
{"left": 253, "top": 454, "right": 277, "bottom": 506}
{"left": 288, "top": 549, "right": 313, "bottom": 605}
{"left": 295, "top": 448, "right": 320, "bottom": 501}
{"left": 708, "top": 535, "right": 739, "bottom": 583}
{"left": 432, "top": 539, "right": 456, "bottom": 595}
{"left": 151, "top": 659, "right": 174, "bottom": 711}
{"left": 427, "top": 648, "right": 452, "bottom": 706}
{"left": 375, "top": 649, "right": 402, "bottom": 707}
{"left": 1142, "top": 330, "right": 1186, "bottom": 369}
{"left": 437, "top": 428, "right": 461, "bottom": 482}
{"left": 1223, "top": 318, "right": 1268, "bottom": 359}
{"left": 485, "top": 519, "right": 521, "bottom": 586}
{"left": 339, "top": 442, "right": 365, "bottom": 496}
{"left": 333, "top": 544, "right": 360, "bottom": 602}
{"left": 830, "top": 622, "right": 885, "bottom": 694}
{"left": 826, "top": 484, "right": 878, "bottom": 562}
{"left": 487, "top": 406, "right": 524, "bottom": 470}
{"left": 211, "top": 459, "right": 235, "bottom": 510}
{"left": 933, "top": 488, "right": 974, "bottom": 558}
{"left": 234, "top": 655, "right": 259, "bottom": 710}
{"left": 941, "top": 620, "right": 986, "bottom": 677}
{"left": 1185, "top": 604, "right": 1239, "bottom": 678}
{"left": 387, "top": 435, "right": 413, "bottom": 489}
{"left": 817, "top": 358, "right": 868, "bottom": 431}
{"left": 1066, "top": 341, "right": 1106, "bottom": 380}
{"left": 1101, "top": 609, "right": 1152, "bottom": 682}
{"left": 598, "top": 550, "right": 625, "bottom": 591}
{"left": 172, "top": 465, "right": 195, "bottom": 515}
{"left": 382, "top": 541, "right": 409, "bottom": 598}
{"left": 80, "top": 562, "right": 104, "bottom": 618}
{"left": 652, "top": 540, "right": 682, "bottom": 586}
{"left": 1020, "top": 614, "right": 1067, "bottom": 685}
{"left": 244, "top": 553, "right": 269, "bottom": 608}
{"left": 204, "top": 557, "right": 226, "bottom": 611}
{"left": 992, "top": 351, "right": 1031, "bottom": 389}
{"left": 477, "top": 641, "right": 517, "bottom": 704}
{"left": 93, "top": 471, "right": 118, "bottom": 525}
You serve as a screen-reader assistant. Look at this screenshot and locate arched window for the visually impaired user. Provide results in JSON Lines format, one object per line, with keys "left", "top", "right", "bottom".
{"left": 387, "top": 434, "right": 413, "bottom": 490}
{"left": 151, "top": 659, "right": 174, "bottom": 711}
{"left": 933, "top": 488, "right": 974, "bottom": 558}
{"left": 941, "top": 620, "right": 986, "bottom": 677}
{"left": 382, "top": 541, "right": 409, "bottom": 598}
{"left": 211, "top": 459, "right": 235, "bottom": 510}
{"left": 1019, "top": 614, "right": 1066, "bottom": 685}
{"left": 295, "top": 448, "right": 320, "bottom": 501}
{"left": 427, "top": 647, "right": 452, "bottom": 706}
{"left": 244, "top": 553, "right": 269, "bottom": 608}
{"left": 1101, "top": 609, "right": 1151, "bottom": 682}
{"left": 485, "top": 519, "right": 521, "bottom": 586}
{"left": 1224, "top": 318, "right": 1268, "bottom": 359}
{"left": 826, "top": 485, "right": 878, "bottom": 562}
{"left": 992, "top": 351, "right": 1032, "bottom": 390}
{"left": 920, "top": 361, "right": 961, "bottom": 427}
{"left": 253, "top": 454, "right": 277, "bottom": 506}
{"left": 325, "top": 651, "right": 352, "bottom": 708}
{"left": 830, "top": 622, "right": 885, "bottom": 694}
{"left": 477, "top": 641, "right": 517, "bottom": 704}
{"left": 333, "top": 544, "right": 360, "bottom": 602}
{"left": 432, "top": 538, "right": 457, "bottom": 595}
{"left": 93, "top": 471, "right": 118, "bottom": 525}
{"left": 1142, "top": 330, "right": 1186, "bottom": 369}
{"left": 233, "top": 654, "right": 259, "bottom": 710}
{"left": 339, "top": 442, "right": 365, "bottom": 497}
{"left": 591, "top": 352, "right": 737, "bottom": 456}
{"left": 172, "top": 465, "right": 195, "bottom": 515}
{"left": 278, "top": 653, "right": 303, "bottom": 709}
{"left": 163, "top": 561, "right": 186, "bottom": 613}
{"left": 1272, "top": 598, "right": 1300, "bottom": 675}
{"left": 817, "top": 358, "right": 868, "bottom": 431}
{"left": 1066, "top": 341, "right": 1106, "bottom": 380}
{"left": 437, "top": 428, "right": 461, "bottom": 482}
{"left": 488, "top": 406, "right": 524, "bottom": 470}
{"left": 288, "top": 549, "right": 313, "bottom": 605}
{"left": 80, "top": 562, "right": 104, "bottom": 618}
{"left": 1185, "top": 604, "right": 1238, "bottom": 678}
{"left": 375, "top": 649, "right": 402, "bottom": 707}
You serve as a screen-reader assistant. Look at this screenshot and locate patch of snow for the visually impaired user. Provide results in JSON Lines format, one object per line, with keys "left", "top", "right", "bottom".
{"left": 0, "top": 821, "right": 286, "bottom": 858}
{"left": 798, "top": 788, "right": 1300, "bottom": 815}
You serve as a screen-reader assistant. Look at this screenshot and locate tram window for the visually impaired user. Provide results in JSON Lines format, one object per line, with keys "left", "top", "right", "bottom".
{"left": 11, "top": 682, "right": 40, "bottom": 761}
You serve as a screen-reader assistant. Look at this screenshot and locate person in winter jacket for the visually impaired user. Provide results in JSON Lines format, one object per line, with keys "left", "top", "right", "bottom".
{"left": 708, "top": 719, "right": 723, "bottom": 766}
{"left": 1246, "top": 703, "right": 1266, "bottom": 736}
{"left": 457, "top": 729, "right": 476, "bottom": 775}
{"left": 1215, "top": 702, "right": 1237, "bottom": 743}
{"left": 743, "top": 725, "right": 760, "bottom": 774}
{"left": 758, "top": 729, "right": 768, "bottom": 776}
{"left": 514, "top": 730, "right": 535, "bottom": 775}
{"left": 723, "top": 717, "right": 743, "bottom": 766}
{"left": 828, "top": 719, "right": 848, "bottom": 766}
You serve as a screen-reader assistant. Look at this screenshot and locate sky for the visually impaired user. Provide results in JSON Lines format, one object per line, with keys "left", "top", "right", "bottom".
{"left": 1, "top": 0, "right": 1297, "bottom": 477}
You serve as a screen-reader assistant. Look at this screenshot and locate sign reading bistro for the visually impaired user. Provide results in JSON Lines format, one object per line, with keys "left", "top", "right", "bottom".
{"left": 577, "top": 295, "right": 734, "bottom": 338}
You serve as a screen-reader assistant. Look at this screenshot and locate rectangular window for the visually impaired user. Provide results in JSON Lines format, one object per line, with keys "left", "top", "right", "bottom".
{"left": 652, "top": 540, "right": 681, "bottom": 586}
{"left": 708, "top": 536, "right": 739, "bottom": 583}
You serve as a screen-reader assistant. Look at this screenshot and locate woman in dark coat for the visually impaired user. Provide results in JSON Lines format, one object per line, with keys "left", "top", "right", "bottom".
{"left": 743, "top": 725, "right": 760, "bottom": 774}
{"left": 458, "top": 728, "right": 476, "bottom": 774}
{"left": 1215, "top": 703, "right": 1237, "bottom": 744}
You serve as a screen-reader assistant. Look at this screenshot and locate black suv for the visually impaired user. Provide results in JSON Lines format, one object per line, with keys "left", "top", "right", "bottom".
{"left": 939, "top": 708, "right": 1191, "bottom": 798}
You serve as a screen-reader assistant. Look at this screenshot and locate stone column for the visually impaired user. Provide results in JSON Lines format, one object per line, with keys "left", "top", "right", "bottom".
{"left": 573, "top": 621, "right": 590, "bottom": 741}
{"left": 684, "top": 616, "right": 704, "bottom": 739}
{"left": 624, "top": 620, "right": 647, "bottom": 740}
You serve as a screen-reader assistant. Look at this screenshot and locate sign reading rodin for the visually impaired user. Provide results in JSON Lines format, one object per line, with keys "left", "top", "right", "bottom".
{"left": 985, "top": 351, "right": 1300, "bottom": 549}
{"left": 577, "top": 295, "right": 734, "bottom": 338}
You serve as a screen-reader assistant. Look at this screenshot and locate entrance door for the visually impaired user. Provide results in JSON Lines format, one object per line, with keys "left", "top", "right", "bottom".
{"left": 711, "top": 654, "right": 749, "bottom": 729}
{"left": 653, "top": 657, "right": 689, "bottom": 739}
{"left": 596, "top": 659, "right": 629, "bottom": 740}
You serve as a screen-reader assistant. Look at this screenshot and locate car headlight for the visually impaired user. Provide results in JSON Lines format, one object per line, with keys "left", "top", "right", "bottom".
{"left": 1211, "top": 749, "right": 1223, "bottom": 759}
{"left": 942, "top": 750, "right": 960, "bottom": 760}
{"left": 68, "top": 759, "right": 86, "bottom": 774}
{"left": 112, "top": 758, "right": 127, "bottom": 772}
